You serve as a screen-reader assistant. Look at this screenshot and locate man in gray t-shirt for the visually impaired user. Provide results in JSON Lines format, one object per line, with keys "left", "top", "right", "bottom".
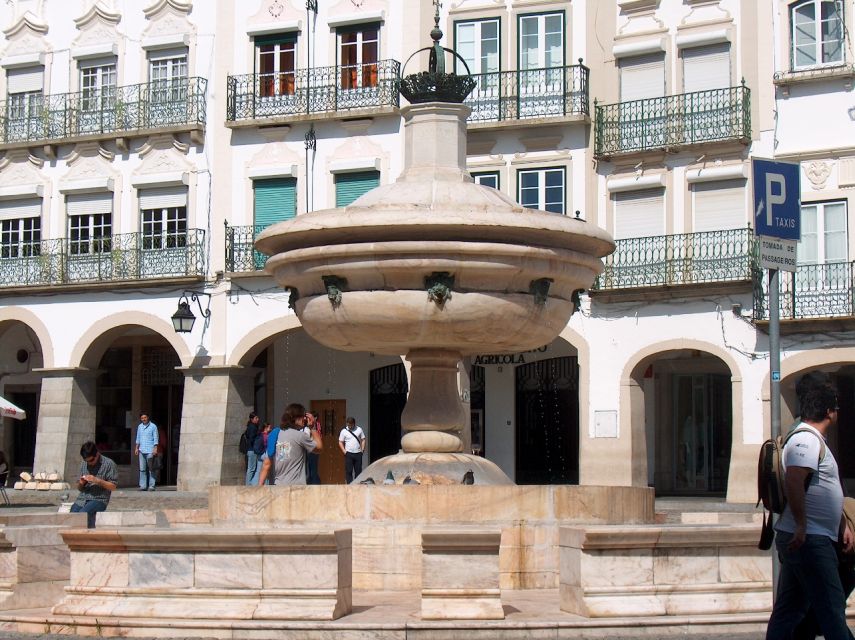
{"left": 257, "top": 403, "right": 323, "bottom": 486}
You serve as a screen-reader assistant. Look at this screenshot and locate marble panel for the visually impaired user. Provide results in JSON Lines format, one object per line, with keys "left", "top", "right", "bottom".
{"left": 652, "top": 548, "right": 718, "bottom": 585}
{"left": 70, "top": 551, "right": 128, "bottom": 588}
{"left": 579, "top": 549, "right": 653, "bottom": 587}
{"left": 719, "top": 547, "right": 772, "bottom": 583}
{"left": 0, "top": 552, "right": 15, "bottom": 581}
{"left": 0, "top": 579, "right": 66, "bottom": 611}
{"left": 194, "top": 553, "right": 261, "bottom": 589}
{"left": 4, "top": 526, "right": 66, "bottom": 546}
{"left": 96, "top": 511, "right": 157, "bottom": 527}
{"left": 129, "top": 552, "right": 193, "bottom": 588}
{"left": 369, "top": 486, "right": 429, "bottom": 520}
{"left": 421, "top": 592, "right": 504, "bottom": 620}
{"left": 262, "top": 552, "right": 339, "bottom": 589}
{"left": 422, "top": 553, "right": 499, "bottom": 590}
{"left": 17, "top": 546, "right": 69, "bottom": 583}
{"left": 659, "top": 587, "right": 772, "bottom": 615}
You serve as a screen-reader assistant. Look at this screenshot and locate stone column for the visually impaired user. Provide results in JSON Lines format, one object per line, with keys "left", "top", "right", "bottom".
{"left": 32, "top": 368, "right": 98, "bottom": 484}
{"left": 177, "top": 366, "right": 256, "bottom": 491}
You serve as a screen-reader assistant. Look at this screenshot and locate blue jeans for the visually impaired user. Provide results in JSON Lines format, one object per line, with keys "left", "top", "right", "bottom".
{"left": 306, "top": 452, "right": 320, "bottom": 485}
{"left": 766, "top": 531, "right": 854, "bottom": 640}
{"left": 138, "top": 452, "right": 156, "bottom": 490}
{"left": 71, "top": 500, "right": 107, "bottom": 529}
{"left": 246, "top": 450, "right": 260, "bottom": 486}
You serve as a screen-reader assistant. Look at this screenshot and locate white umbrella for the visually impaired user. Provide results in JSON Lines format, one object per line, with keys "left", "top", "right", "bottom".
{"left": 0, "top": 395, "right": 26, "bottom": 420}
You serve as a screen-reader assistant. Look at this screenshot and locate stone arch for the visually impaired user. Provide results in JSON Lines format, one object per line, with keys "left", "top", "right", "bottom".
{"left": 759, "top": 348, "right": 855, "bottom": 401}
{"left": 0, "top": 307, "right": 54, "bottom": 368}
{"left": 558, "top": 325, "right": 591, "bottom": 447}
{"left": 228, "top": 315, "right": 303, "bottom": 367}
{"left": 69, "top": 311, "right": 193, "bottom": 369}
{"left": 620, "top": 339, "right": 746, "bottom": 500}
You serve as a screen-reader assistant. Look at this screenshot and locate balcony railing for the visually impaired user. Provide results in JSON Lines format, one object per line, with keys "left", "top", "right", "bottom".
{"left": 594, "top": 84, "right": 750, "bottom": 158}
{"left": 226, "top": 60, "right": 401, "bottom": 121}
{"left": 0, "top": 78, "right": 208, "bottom": 146}
{"left": 225, "top": 224, "right": 268, "bottom": 272}
{"left": 0, "top": 229, "right": 206, "bottom": 288}
{"left": 593, "top": 227, "right": 755, "bottom": 291}
{"left": 753, "top": 261, "right": 855, "bottom": 321}
{"left": 464, "top": 63, "right": 589, "bottom": 124}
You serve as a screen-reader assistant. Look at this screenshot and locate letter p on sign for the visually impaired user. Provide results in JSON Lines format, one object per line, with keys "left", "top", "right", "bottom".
{"left": 765, "top": 173, "right": 786, "bottom": 228}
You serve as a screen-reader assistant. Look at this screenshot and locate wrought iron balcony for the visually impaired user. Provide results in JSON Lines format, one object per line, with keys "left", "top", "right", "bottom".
{"left": 226, "top": 60, "right": 401, "bottom": 122}
{"left": 464, "top": 63, "right": 589, "bottom": 124}
{"left": 225, "top": 224, "right": 268, "bottom": 272}
{"left": 593, "top": 227, "right": 755, "bottom": 291}
{"left": 594, "top": 84, "right": 750, "bottom": 158}
{"left": 0, "top": 78, "right": 208, "bottom": 147}
{"left": 0, "top": 229, "right": 206, "bottom": 288}
{"left": 753, "top": 261, "right": 855, "bottom": 321}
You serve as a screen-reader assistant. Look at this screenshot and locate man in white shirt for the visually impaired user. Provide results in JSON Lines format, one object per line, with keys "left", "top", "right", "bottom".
{"left": 338, "top": 416, "right": 366, "bottom": 484}
{"left": 766, "top": 372, "right": 854, "bottom": 640}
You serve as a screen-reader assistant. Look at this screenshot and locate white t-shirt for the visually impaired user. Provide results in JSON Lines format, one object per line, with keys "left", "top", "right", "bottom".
{"left": 339, "top": 425, "right": 365, "bottom": 454}
{"left": 776, "top": 423, "right": 843, "bottom": 541}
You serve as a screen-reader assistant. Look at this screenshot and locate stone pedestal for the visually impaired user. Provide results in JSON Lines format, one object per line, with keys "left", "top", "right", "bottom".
{"left": 0, "top": 521, "right": 84, "bottom": 610}
{"left": 421, "top": 529, "right": 503, "bottom": 619}
{"left": 559, "top": 524, "right": 771, "bottom": 617}
{"left": 54, "top": 528, "right": 352, "bottom": 620}
{"left": 32, "top": 368, "right": 98, "bottom": 483}
{"left": 177, "top": 366, "right": 256, "bottom": 491}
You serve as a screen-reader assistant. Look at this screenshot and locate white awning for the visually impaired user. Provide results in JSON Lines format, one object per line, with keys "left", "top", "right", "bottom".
{"left": 0, "top": 395, "right": 26, "bottom": 420}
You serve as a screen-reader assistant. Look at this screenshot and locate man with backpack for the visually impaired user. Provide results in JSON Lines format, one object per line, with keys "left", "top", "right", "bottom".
{"left": 766, "top": 373, "right": 854, "bottom": 640}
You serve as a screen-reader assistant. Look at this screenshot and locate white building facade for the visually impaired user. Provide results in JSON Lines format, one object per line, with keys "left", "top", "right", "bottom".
{"left": 0, "top": 0, "right": 851, "bottom": 502}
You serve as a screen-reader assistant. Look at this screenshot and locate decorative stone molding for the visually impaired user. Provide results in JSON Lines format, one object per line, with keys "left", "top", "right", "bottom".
{"left": 679, "top": 0, "right": 732, "bottom": 28}
{"left": 248, "top": 164, "right": 298, "bottom": 179}
{"left": 0, "top": 151, "right": 46, "bottom": 197}
{"left": 247, "top": 0, "right": 302, "bottom": 34}
{"left": 130, "top": 171, "right": 190, "bottom": 188}
{"left": 133, "top": 136, "right": 193, "bottom": 180}
{"left": 607, "top": 174, "right": 665, "bottom": 193}
{"left": 328, "top": 10, "right": 386, "bottom": 28}
{"left": 248, "top": 139, "right": 301, "bottom": 173}
{"left": 618, "top": 0, "right": 661, "bottom": 12}
{"left": 73, "top": 2, "right": 121, "bottom": 30}
{"left": 675, "top": 29, "right": 730, "bottom": 49}
{"left": 142, "top": 0, "right": 196, "bottom": 46}
{"left": 803, "top": 160, "right": 832, "bottom": 191}
{"left": 613, "top": 37, "right": 666, "bottom": 58}
{"left": 329, "top": 158, "right": 381, "bottom": 174}
{"left": 450, "top": 0, "right": 503, "bottom": 10}
{"left": 1, "top": 13, "right": 49, "bottom": 60}
{"left": 59, "top": 143, "right": 118, "bottom": 187}
{"left": 137, "top": 134, "right": 190, "bottom": 157}
{"left": 840, "top": 158, "right": 855, "bottom": 188}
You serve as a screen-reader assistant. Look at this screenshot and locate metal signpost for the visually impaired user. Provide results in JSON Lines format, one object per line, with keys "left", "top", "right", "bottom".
{"left": 752, "top": 158, "right": 801, "bottom": 600}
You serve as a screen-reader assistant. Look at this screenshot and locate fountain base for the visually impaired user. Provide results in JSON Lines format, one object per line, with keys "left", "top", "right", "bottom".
{"left": 353, "top": 451, "right": 513, "bottom": 486}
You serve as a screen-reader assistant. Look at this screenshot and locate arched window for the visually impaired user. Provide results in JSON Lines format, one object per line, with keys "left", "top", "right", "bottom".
{"left": 791, "top": 0, "right": 845, "bottom": 69}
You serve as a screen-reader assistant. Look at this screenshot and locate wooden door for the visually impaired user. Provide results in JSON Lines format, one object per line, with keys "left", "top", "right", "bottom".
{"left": 310, "top": 399, "right": 347, "bottom": 485}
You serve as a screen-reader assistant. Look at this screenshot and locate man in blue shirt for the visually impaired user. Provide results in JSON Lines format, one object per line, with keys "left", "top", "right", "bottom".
{"left": 134, "top": 412, "right": 159, "bottom": 491}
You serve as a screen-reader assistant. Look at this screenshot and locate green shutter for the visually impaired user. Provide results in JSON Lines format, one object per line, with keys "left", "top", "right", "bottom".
{"left": 254, "top": 178, "right": 296, "bottom": 229}
{"left": 335, "top": 171, "right": 380, "bottom": 207}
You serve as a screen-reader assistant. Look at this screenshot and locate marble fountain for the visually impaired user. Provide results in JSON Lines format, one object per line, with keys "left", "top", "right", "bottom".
{"left": 0, "top": 19, "right": 774, "bottom": 640}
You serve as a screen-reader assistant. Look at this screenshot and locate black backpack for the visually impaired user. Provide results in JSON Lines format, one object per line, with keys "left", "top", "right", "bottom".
{"left": 239, "top": 430, "right": 250, "bottom": 454}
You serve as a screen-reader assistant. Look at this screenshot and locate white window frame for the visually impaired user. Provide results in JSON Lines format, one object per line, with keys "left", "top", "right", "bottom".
{"left": 0, "top": 216, "right": 40, "bottom": 258}
{"left": 518, "top": 12, "right": 564, "bottom": 71}
{"left": 517, "top": 167, "right": 565, "bottom": 215}
{"left": 473, "top": 171, "right": 500, "bottom": 190}
{"left": 68, "top": 213, "right": 112, "bottom": 255}
{"left": 790, "top": 0, "right": 845, "bottom": 70}
{"left": 337, "top": 24, "right": 380, "bottom": 90}
{"left": 80, "top": 61, "right": 117, "bottom": 111}
{"left": 255, "top": 36, "right": 296, "bottom": 98}
{"left": 455, "top": 18, "right": 500, "bottom": 75}
{"left": 798, "top": 200, "right": 848, "bottom": 265}
{"left": 142, "top": 205, "right": 188, "bottom": 249}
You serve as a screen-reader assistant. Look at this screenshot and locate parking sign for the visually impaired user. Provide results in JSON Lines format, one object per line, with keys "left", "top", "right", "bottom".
{"left": 753, "top": 159, "right": 801, "bottom": 241}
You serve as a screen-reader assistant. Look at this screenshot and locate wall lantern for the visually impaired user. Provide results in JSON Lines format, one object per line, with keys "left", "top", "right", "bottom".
{"left": 171, "top": 291, "right": 211, "bottom": 333}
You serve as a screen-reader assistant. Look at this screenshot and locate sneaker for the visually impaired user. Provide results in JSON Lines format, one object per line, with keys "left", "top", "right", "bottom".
{"left": 147, "top": 487, "right": 155, "bottom": 491}
{"left": 139, "top": 487, "right": 148, "bottom": 491}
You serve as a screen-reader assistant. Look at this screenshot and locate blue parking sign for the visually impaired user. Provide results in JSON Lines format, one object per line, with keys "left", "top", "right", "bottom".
{"left": 753, "top": 159, "right": 801, "bottom": 241}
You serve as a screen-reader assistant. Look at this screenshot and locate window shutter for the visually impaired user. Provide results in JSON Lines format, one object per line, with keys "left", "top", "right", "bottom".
{"left": 253, "top": 177, "right": 296, "bottom": 228}
{"left": 614, "top": 189, "right": 665, "bottom": 240}
{"left": 335, "top": 171, "right": 380, "bottom": 207}
{"left": 0, "top": 198, "right": 41, "bottom": 220}
{"left": 683, "top": 44, "right": 731, "bottom": 93}
{"left": 7, "top": 67, "right": 44, "bottom": 93}
{"left": 66, "top": 192, "right": 113, "bottom": 215}
{"left": 139, "top": 187, "right": 188, "bottom": 210}
{"left": 693, "top": 180, "right": 745, "bottom": 232}
{"left": 147, "top": 46, "right": 189, "bottom": 62}
{"left": 619, "top": 54, "right": 665, "bottom": 102}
